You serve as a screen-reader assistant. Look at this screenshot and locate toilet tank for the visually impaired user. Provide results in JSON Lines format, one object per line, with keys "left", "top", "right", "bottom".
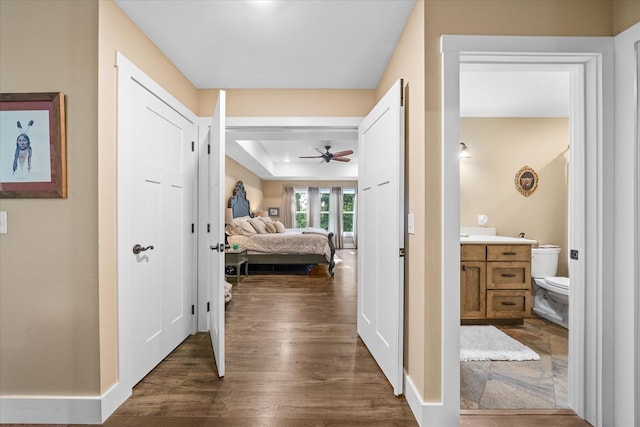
{"left": 531, "top": 245, "right": 561, "bottom": 278}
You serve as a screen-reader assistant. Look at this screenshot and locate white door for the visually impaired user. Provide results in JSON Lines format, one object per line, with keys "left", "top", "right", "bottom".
{"left": 357, "top": 79, "right": 405, "bottom": 395}
{"left": 613, "top": 22, "right": 640, "bottom": 427}
{"left": 118, "top": 63, "right": 196, "bottom": 386}
{"left": 208, "top": 91, "right": 226, "bottom": 377}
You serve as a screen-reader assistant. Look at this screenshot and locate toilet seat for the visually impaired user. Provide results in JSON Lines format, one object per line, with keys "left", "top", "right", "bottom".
{"left": 537, "top": 276, "right": 569, "bottom": 296}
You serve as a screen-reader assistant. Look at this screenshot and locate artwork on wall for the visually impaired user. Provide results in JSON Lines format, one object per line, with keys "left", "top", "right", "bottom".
{"left": 0, "top": 92, "right": 67, "bottom": 198}
{"left": 268, "top": 207, "right": 280, "bottom": 217}
{"left": 514, "top": 165, "right": 538, "bottom": 197}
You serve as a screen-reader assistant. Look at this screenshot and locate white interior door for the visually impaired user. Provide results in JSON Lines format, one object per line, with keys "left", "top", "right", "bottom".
{"left": 208, "top": 91, "right": 226, "bottom": 377}
{"left": 118, "top": 60, "right": 196, "bottom": 386}
{"left": 357, "top": 79, "right": 405, "bottom": 395}
{"left": 613, "top": 22, "right": 640, "bottom": 427}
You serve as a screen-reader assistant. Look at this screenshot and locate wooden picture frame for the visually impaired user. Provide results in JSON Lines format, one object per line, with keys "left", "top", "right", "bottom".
{"left": 268, "top": 207, "right": 280, "bottom": 217}
{"left": 514, "top": 165, "right": 538, "bottom": 197}
{"left": 0, "top": 92, "right": 67, "bottom": 198}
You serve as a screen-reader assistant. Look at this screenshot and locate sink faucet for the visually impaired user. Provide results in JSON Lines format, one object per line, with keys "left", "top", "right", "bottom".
{"left": 518, "top": 232, "right": 526, "bottom": 238}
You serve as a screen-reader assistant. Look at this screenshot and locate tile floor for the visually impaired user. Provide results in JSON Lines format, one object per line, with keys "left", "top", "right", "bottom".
{"left": 460, "top": 317, "right": 569, "bottom": 409}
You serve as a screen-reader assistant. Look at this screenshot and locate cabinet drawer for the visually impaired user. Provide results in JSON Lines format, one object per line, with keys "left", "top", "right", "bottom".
{"left": 461, "top": 244, "right": 486, "bottom": 261}
{"left": 487, "top": 290, "right": 530, "bottom": 319}
{"left": 487, "top": 262, "right": 531, "bottom": 289}
{"left": 487, "top": 245, "right": 531, "bottom": 261}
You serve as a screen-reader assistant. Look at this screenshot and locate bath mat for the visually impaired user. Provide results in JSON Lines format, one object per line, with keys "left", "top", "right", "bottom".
{"left": 460, "top": 325, "right": 540, "bottom": 362}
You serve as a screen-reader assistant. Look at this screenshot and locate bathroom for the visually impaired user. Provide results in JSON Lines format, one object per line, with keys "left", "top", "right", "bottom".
{"left": 459, "top": 115, "right": 571, "bottom": 409}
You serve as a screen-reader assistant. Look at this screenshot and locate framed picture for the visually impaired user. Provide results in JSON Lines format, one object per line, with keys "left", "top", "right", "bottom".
{"left": 0, "top": 92, "right": 67, "bottom": 198}
{"left": 514, "top": 165, "right": 538, "bottom": 197}
{"left": 268, "top": 207, "right": 280, "bottom": 217}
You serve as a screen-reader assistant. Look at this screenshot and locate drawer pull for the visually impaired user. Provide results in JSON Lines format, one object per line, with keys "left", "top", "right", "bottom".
{"left": 501, "top": 301, "right": 517, "bottom": 306}
{"left": 502, "top": 251, "right": 517, "bottom": 255}
{"left": 501, "top": 273, "right": 517, "bottom": 278}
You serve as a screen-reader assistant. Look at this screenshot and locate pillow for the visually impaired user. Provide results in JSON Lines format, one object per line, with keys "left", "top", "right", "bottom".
{"left": 248, "top": 217, "right": 268, "bottom": 234}
{"left": 258, "top": 216, "right": 272, "bottom": 223}
{"left": 235, "top": 219, "right": 256, "bottom": 235}
{"left": 273, "top": 221, "right": 285, "bottom": 233}
{"left": 225, "top": 224, "right": 242, "bottom": 235}
{"left": 232, "top": 215, "right": 252, "bottom": 226}
{"left": 265, "top": 222, "right": 277, "bottom": 233}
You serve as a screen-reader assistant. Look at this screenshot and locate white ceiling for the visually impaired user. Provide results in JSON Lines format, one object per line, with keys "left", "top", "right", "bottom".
{"left": 114, "top": 0, "right": 570, "bottom": 181}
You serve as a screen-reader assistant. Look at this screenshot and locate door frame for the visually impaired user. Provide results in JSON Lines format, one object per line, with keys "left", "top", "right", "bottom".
{"left": 440, "top": 36, "right": 614, "bottom": 426}
{"left": 116, "top": 52, "right": 198, "bottom": 393}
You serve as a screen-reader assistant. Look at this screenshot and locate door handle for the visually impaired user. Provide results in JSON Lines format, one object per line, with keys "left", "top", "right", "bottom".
{"left": 133, "top": 244, "right": 154, "bottom": 255}
{"left": 210, "top": 243, "right": 225, "bottom": 252}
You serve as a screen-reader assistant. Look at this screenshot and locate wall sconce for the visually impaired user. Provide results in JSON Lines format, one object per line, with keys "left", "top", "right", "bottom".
{"left": 459, "top": 142, "right": 471, "bottom": 159}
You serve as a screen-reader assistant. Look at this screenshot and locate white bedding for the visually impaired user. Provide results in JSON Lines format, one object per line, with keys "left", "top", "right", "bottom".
{"left": 227, "top": 228, "right": 332, "bottom": 262}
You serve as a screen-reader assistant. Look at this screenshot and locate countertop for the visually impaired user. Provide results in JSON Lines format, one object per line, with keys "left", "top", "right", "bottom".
{"left": 460, "top": 235, "right": 538, "bottom": 245}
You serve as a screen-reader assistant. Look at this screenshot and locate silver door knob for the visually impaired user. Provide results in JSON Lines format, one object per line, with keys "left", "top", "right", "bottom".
{"left": 133, "top": 244, "right": 154, "bottom": 255}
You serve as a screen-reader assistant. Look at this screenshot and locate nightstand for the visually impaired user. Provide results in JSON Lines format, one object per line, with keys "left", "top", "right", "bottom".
{"left": 225, "top": 248, "right": 248, "bottom": 283}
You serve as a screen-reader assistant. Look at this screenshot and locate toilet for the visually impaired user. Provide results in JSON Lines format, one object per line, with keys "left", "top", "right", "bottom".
{"left": 531, "top": 245, "right": 569, "bottom": 329}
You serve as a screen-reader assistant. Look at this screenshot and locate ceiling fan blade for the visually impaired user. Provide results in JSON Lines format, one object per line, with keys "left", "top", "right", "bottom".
{"left": 299, "top": 155, "right": 323, "bottom": 158}
{"left": 331, "top": 150, "right": 353, "bottom": 157}
{"left": 332, "top": 157, "right": 351, "bottom": 162}
{"left": 315, "top": 147, "right": 326, "bottom": 155}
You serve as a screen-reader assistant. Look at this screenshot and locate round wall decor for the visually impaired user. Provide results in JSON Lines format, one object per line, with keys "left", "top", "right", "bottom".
{"left": 514, "top": 165, "right": 538, "bottom": 197}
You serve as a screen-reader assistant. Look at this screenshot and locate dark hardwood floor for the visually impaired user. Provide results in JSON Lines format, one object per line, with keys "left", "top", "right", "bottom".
{"left": 4, "top": 249, "right": 591, "bottom": 426}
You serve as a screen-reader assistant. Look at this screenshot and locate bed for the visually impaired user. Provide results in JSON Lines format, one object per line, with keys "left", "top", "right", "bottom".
{"left": 226, "top": 181, "right": 336, "bottom": 277}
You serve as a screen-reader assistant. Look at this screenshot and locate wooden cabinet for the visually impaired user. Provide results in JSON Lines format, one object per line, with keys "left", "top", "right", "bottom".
{"left": 461, "top": 244, "right": 532, "bottom": 323}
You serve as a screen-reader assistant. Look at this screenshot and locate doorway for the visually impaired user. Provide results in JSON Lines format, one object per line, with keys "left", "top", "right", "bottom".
{"left": 458, "top": 65, "right": 572, "bottom": 409}
{"left": 441, "top": 35, "right": 614, "bottom": 426}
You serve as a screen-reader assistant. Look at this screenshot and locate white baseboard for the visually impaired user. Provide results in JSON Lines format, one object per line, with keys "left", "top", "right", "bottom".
{"left": 0, "top": 382, "right": 131, "bottom": 424}
{"left": 404, "top": 372, "right": 459, "bottom": 427}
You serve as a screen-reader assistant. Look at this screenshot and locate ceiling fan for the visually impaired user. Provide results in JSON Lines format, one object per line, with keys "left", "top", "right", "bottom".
{"left": 299, "top": 145, "right": 354, "bottom": 163}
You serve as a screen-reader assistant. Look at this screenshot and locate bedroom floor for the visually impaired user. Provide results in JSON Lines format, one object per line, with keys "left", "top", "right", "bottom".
{"left": 460, "top": 317, "right": 569, "bottom": 410}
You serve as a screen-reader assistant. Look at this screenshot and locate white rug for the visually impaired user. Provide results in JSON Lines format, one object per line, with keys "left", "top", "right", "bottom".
{"left": 460, "top": 325, "right": 540, "bottom": 362}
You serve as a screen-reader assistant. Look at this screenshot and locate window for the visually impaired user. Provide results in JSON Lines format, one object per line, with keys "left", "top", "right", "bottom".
{"left": 343, "top": 188, "right": 355, "bottom": 234}
{"left": 295, "top": 188, "right": 308, "bottom": 228}
{"left": 320, "top": 189, "right": 330, "bottom": 230}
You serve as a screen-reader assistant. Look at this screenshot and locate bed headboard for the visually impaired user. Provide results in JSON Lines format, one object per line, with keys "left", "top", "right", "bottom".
{"left": 229, "top": 181, "right": 252, "bottom": 218}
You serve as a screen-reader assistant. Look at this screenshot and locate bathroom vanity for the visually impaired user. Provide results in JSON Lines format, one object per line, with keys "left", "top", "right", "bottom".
{"left": 460, "top": 235, "right": 537, "bottom": 324}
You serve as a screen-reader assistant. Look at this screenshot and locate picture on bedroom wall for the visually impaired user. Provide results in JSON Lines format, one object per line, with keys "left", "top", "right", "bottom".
{"left": 0, "top": 92, "right": 67, "bottom": 198}
{"left": 268, "top": 207, "right": 280, "bottom": 217}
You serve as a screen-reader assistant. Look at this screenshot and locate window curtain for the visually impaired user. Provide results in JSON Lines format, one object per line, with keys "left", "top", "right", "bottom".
{"left": 307, "top": 187, "right": 320, "bottom": 228}
{"left": 282, "top": 186, "right": 295, "bottom": 228}
{"left": 329, "top": 187, "right": 343, "bottom": 248}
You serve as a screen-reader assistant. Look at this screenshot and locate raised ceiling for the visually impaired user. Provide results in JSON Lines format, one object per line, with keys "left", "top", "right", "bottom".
{"left": 114, "top": 0, "right": 570, "bottom": 181}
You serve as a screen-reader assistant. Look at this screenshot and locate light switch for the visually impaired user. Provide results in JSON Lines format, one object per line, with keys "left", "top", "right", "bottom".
{"left": 407, "top": 213, "right": 415, "bottom": 234}
{"left": 0, "top": 211, "right": 6, "bottom": 234}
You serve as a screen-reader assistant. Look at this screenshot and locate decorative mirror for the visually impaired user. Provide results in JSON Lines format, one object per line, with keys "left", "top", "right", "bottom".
{"left": 514, "top": 165, "right": 538, "bottom": 197}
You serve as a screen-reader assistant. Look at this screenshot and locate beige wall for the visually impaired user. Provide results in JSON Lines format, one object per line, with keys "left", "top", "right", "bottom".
{"left": 460, "top": 118, "right": 570, "bottom": 276}
{"left": 614, "top": 0, "right": 640, "bottom": 34}
{"left": 0, "top": 0, "right": 100, "bottom": 394}
{"left": 199, "top": 89, "right": 375, "bottom": 118}
{"left": 374, "top": 0, "right": 429, "bottom": 399}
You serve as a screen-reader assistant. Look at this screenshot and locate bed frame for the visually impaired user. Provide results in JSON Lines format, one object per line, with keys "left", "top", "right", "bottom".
{"left": 228, "top": 181, "right": 336, "bottom": 277}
